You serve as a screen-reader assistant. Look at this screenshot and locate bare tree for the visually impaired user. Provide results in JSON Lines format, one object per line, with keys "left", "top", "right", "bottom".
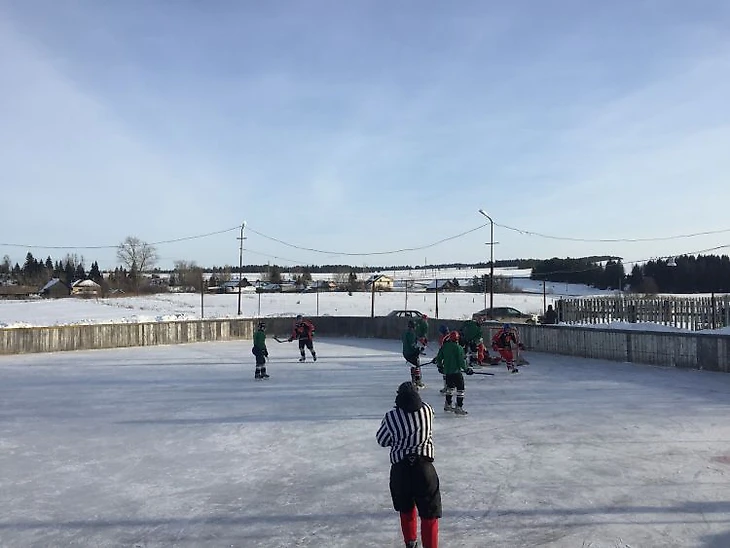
{"left": 117, "top": 237, "right": 158, "bottom": 273}
{"left": 173, "top": 260, "right": 202, "bottom": 290}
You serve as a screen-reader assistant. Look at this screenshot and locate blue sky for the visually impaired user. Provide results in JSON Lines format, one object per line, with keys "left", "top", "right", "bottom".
{"left": 1, "top": 0, "right": 729, "bottom": 271}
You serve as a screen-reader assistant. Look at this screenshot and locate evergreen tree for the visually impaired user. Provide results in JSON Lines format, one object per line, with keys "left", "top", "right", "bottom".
{"left": 64, "top": 260, "right": 75, "bottom": 285}
{"left": 89, "top": 261, "right": 103, "bottom": 283}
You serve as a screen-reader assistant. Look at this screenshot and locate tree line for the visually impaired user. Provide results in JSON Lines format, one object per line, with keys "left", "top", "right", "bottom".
{"left": 4, "top": 235, "right": 728, "bottom": 295}
{"left": 531, "top": 255, "right": 730, "bottom": 294}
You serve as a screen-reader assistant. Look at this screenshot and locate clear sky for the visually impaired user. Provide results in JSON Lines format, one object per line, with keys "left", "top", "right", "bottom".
{"left": 1, "top": 0, "right": 729, "bottom": 271}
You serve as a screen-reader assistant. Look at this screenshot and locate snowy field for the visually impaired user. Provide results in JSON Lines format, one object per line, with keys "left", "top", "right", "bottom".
{"left": 0, "top": 266, "right": 611, "bottom": 329}
{"left": 1, "top": 338, "right": 730, "bottom": 547}
{"left": 0, "top": 290, "right": 557, "bottom": 329}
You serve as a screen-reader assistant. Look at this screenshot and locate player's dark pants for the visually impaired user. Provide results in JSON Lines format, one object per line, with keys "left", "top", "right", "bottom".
{"left": 252, "top": 348, "right": 267, "bottom": 378}
{"left": 252, "top": 348, "right": 266, "bottom": 366}
{"left": 389, "top": 455, "right": 442, "bottom": 518}
{"left": 298, "top": 338, "right": 315, "bottom": 358}
{"left": 404, "top": 352, "right": 421, "bottom": 384}
{"left": 444, "top": 372, "right": 465, "bottom": 408}
{"left": 404, "top": 352, "right": 420, "bottom": 367}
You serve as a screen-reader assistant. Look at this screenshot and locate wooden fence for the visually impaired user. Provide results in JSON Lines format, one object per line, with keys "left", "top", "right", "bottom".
{"left": 557, "top": 294, "right": 730, "bottom": 331}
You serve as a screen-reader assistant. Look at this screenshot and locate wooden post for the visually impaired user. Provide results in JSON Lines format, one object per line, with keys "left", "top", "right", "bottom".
{"left": 435, "top": 278, "right": 439, "bottom": 319}
{"left": 370, "top": 279, "right": 375, "bottom": 318}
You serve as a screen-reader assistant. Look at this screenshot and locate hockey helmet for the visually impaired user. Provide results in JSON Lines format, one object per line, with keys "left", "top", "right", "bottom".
{"left": 448, "top": 331, "right": 460, "bottom": 343}
{"left": 296, "top": 314, "right": 303, "bottom": 321}
{"left": 438, "top": 324, "right": 449, "bottom": 335}
{"left": 407, "top": 320, "right": 415, "bottom": 328}
{"left": 257, "top": 321, "right": 266, "bottom": 331}
{"left": 503, "top": 323, "right": 511, "bottom": 331}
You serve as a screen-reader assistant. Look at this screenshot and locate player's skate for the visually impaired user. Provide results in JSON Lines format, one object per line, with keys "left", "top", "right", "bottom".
{"left": 454, "top": 407, "right": 468, "bottom": 415}
{"left": 312, "top": 352, "right": 317, "bottom": 361}
{"left": 443, "top": 403, "right": 454, "bottom": 412}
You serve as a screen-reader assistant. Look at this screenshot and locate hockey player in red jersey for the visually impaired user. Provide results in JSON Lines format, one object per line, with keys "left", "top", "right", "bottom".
{"left": 288, "top": 314, "right": 317, "bottom": 362}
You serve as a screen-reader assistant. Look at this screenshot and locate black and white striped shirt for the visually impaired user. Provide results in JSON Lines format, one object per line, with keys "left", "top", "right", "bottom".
{"left": 376, "top": 403, "right": 435, "bottom": 464}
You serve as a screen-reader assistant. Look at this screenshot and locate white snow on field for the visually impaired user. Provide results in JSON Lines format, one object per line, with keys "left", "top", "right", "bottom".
{"left": 0, "top": 267, "right": 616, "bottom": 329}
{"left": 1, "top": 339, "right": 730, "bottom": 547}
{"left": 0, "top": 291, "right": 556, "bottom": 329}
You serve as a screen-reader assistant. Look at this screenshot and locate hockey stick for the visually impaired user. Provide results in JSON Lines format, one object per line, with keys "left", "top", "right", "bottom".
{"left": 273, "top": 336, "right": 290, "bottom": 344}
{"left": 471, "top": 370, "right": 495, "bottom": 376}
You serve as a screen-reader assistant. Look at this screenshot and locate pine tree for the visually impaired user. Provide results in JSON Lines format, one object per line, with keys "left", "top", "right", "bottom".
{"left": 89, "top": 261, "right": 103, "bottom": 283}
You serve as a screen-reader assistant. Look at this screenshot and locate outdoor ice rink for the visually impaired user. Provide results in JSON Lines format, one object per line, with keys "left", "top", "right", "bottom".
{"left": 1, "top": 338, "right": 729, "bottom": 548}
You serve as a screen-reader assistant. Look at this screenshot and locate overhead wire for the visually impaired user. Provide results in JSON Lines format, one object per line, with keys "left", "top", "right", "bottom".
{"left": 3, "top": 220, "right": 730, "bottom": 264}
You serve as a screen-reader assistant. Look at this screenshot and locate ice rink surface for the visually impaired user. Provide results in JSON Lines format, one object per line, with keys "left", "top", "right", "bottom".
{"left": 1, "top": 337, "right": 730, "bottom": 548}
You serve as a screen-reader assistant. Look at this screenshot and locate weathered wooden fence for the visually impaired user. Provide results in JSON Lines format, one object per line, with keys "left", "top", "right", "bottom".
{"left": 557, "top": 295, "right": 730, "bottom": 331}
{"left": 2, "top": 316, "right": 730, "bottom": 372}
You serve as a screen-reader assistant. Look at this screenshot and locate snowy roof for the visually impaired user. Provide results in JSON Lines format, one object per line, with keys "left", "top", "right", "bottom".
{"left": 426, "top": 279, "right": 458, "bottom": 289}
{"left": 75, "top": 279, "right": 101, "bottom": 288}
{"left": 40, "top": 278, "right": 66, "bottom": 292}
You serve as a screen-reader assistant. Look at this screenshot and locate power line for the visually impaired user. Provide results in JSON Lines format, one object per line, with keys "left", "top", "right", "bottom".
{"left": 246, "top": 224, "right": 487, "bottom": 256}
{"left": 0, "top": 226, "right": 242, "bottom": 250}
{"left": 494, "top": 223, "right": 730, "bottom": 243}
{"left": 3, "top": 220, "right": 730, "bottom": 262}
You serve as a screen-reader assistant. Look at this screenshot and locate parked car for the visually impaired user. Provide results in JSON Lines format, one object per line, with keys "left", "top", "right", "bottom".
{"left": 472, "top": 306, "right": 538, "bottom": 324}
{"left": 387, "top": 310, "right": 426, "bottom": 319}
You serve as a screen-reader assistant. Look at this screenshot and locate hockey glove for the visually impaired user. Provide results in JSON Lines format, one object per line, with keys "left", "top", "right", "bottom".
{"left": 465, "top": 367, "right": 474, "bottom": 376}
{"left": 287, "top": 337, "right": 293, "bottom": 342}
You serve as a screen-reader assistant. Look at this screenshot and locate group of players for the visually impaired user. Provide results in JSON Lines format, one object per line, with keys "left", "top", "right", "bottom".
{"left": 251, "top": 314, "right": 316, "bottom": 380}
{"left": 401, "top": 316, "right": 526, "bottom": 415}
{"left": 251, "top": 313, "right": 526, "bottom": 418}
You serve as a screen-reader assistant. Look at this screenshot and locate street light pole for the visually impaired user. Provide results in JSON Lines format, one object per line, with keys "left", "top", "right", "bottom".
{"left": 237, "top": 221, "right": 247, "bottom": 316}
{"left": 478, "top": 209, "right": 494, "bottom": 311}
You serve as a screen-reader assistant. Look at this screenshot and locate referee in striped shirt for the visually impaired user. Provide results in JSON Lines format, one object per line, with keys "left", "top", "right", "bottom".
{"left": 377, "top": 381, "right": 441, "bottom": 548}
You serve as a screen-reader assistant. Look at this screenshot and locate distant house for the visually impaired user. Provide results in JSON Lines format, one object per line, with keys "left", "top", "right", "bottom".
{"left": 256, "top": 283, "right": 282, "bottom": 293}
{"left": 425, "top": 279, "right": 460, "bottom": 292}
{"left": 365, "top": 274, "right": 394, "bottom": 291}
{"left": 219, "top": 280, "right": 254, "bottom": 294}
{"left": 310, "top": 280, "right": 337, "bottom": 292}
{"left": 40, "top": 278, "right": 70, "bottom": 298}
{"left": 0, "top": 285, "right": 38, "bottom": 300}
{"left": 71, "top": 279, "right": 102, "bottom": 298}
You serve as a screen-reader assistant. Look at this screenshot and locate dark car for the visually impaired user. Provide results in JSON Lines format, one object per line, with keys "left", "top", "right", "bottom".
{"left": 387, "top": 310, "right": 426, "bottom": 319}
{"left": 472, "top": 306, "right": 538, "bottom": 324}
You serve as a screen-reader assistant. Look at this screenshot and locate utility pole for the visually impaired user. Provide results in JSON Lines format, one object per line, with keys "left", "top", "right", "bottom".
{"left": 237, "top": 221, "right": 247, "bottom": 316}
{"left": 478, "top": 209, "right": 494, "bottom": 311}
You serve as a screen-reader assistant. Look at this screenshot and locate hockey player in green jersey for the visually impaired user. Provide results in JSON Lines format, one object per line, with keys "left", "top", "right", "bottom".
{"left": 434, "top": 331, "right": 473, "bottom": 415}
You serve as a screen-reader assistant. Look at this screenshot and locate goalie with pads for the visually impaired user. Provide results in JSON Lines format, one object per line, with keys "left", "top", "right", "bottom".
{"left": 491, "top": 323, "right": 525, "bottom": 373}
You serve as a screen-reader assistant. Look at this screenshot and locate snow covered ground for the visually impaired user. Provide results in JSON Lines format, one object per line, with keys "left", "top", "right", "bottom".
{"left": 0, "top": 290, "right": 555, "bottom": 329}
{"left": 1, "top": 338, "right": 730, "bottom": 547}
